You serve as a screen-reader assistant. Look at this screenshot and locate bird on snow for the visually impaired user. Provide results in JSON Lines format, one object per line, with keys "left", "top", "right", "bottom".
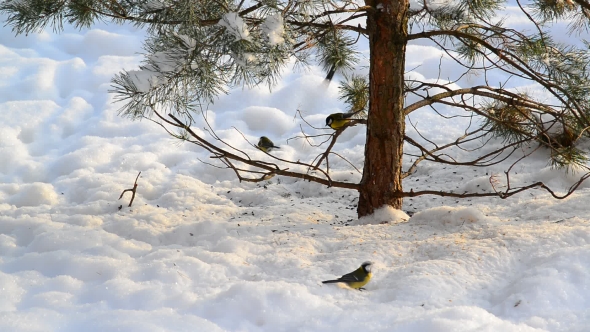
{"left": 322, "top": 261, "right": 373, "bottom": 290}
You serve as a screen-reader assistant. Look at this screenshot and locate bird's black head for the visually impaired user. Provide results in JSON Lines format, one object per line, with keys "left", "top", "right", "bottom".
{"left": 325, "top": 115, "right": 333, "bottom": 127}
{"left": 361, "top": 261, "right": 373, "bottom": 273}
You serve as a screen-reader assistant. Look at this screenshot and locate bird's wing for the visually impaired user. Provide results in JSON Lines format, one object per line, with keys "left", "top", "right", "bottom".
{"left": 342, "top": 110, "right": 363, "bottom": 119}
{"left": 337, "top": 271, "right": 363, "bottom": 282}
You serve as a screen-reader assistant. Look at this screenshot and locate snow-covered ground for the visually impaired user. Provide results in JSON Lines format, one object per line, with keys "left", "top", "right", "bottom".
{"left": 1, "top": 8, "right": 590, "bottom": 332}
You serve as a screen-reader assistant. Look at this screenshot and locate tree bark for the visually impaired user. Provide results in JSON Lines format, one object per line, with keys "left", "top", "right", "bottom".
{"left": 358, "top": 0, "right": 408, "bottom": 217}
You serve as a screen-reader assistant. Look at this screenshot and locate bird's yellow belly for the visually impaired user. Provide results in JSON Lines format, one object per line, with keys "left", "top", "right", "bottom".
{"left": 329, "top": 119, "right": 350, "bottom": 130}
{"left": 348, "top": 273, "right": 371, "bottom": 289}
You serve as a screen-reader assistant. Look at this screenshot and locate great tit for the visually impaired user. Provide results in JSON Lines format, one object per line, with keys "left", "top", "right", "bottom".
{"left": 257, "top": 136, "right": 280, "bottom": 153}
{"left": 325, "top": 110, "right": 363, "bottom": 130}
{"left": 322, "top": 261, "right": 373, "bottom": 290}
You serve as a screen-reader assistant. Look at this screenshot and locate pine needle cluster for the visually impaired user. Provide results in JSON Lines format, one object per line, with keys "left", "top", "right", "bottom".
{"left": 338, "top": 75, "right": 368, "bottom": 116}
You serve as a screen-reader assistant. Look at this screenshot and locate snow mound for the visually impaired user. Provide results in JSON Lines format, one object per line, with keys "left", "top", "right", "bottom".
{"left": 354, "top": 205, "right": 410, "bottom": 225}
{"left": 239, "top": 106, "right": 294, "bottom": 136}
{"left": 409, "top": 206, "right": 498, "bottom": 229}
{"left": 8, "top": 182, "right": 59, "bottom": 207}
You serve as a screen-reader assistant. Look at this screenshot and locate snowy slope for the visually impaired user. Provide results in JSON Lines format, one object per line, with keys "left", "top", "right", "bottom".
{"left": 0, "top": 9, "right": 589, "bottom": 332}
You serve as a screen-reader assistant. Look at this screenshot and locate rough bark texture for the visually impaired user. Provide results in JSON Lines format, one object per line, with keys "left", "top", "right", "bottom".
{"left": 358, "top": 0, "right": 408, "bottom": 217}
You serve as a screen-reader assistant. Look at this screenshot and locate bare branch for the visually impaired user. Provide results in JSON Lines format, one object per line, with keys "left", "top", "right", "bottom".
{"left": 118, "top": 171, "right": 141, "bottom": 207}
{"left": 167, "top": 113, "right": 360, "bottom": 190}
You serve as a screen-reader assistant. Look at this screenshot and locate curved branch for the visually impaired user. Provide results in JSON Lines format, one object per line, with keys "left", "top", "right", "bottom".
{"left": 404, "top": 85, "right": 555, "bottom": 116}
{"left": 407, "top": 26, "right": 590, "bottom": 126}
{"left": 168, "top": 113, "right": 360, "bottom": 190}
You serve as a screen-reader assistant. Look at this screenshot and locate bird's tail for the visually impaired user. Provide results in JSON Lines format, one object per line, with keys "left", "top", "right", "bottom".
{"left": 324, "top": 64, "right": 336, "bottom": 82}
{"left": 346, "top": 109, "right": 364, "bottom": 118}
{"left": 321, "top": 280, "right": 340, "bottom": 284}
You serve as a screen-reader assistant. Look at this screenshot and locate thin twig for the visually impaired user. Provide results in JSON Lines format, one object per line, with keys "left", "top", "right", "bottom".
{"left": 119, "top": 171, "right": 141, "bottom": 207}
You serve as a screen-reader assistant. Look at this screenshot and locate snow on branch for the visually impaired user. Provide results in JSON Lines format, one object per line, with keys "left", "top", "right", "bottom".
{"left": 218, "top": 12, "right": 251, "bottom": 41}
{"left": 262, "top": 13, "right": 285, "bottom": 46}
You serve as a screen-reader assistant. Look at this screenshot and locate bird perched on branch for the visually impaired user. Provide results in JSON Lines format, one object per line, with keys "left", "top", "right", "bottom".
{"left": 325, "top": 110, "right": 363, "bottom": 130}
{"left": 257, "top": 136, "right": 280, "bottom": 153}
{"left": 322, "top": 261, "right": 373, "bottom": 290}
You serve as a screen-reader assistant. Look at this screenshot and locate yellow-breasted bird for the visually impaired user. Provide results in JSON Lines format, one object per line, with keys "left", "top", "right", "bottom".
{"left": 322, "top": 261, "right": 373, "bottom": 290}
{"left": 325, "top": 110, "right": 363, "bottom": 130}
{"left": 257, "top": 136, "right": 280, "bottom": 153}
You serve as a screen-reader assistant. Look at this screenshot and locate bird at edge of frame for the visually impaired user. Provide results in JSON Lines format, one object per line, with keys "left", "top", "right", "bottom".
{"left": 322, "top": 261, "right": 373, "bottom": 290}
{"left": 325, "top": 110, "right": 363, "bottom": 130}
{"left": 257, "top": 136, "right": 281, "bottom": 153}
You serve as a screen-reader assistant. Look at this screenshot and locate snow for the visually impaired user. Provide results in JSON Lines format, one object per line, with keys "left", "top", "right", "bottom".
{"left": 218, "top": 12, "right": 251, "bottom": 42}
{"left": 355, "top": 206, "right": 410, "bottom": 225}
{"left": 1, "top": 8, "right": 590, "bottom": 332}
{"left": 143, "top": 0, "right": 166, "bottom": 10}
{"left": 262, "top": 14, "right": 285, "bottom": 46}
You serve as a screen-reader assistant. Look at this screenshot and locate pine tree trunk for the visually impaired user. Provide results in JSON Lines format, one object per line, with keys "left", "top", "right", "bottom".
{"left": 358, "top": 0, "right": 408, "bottom": 217}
